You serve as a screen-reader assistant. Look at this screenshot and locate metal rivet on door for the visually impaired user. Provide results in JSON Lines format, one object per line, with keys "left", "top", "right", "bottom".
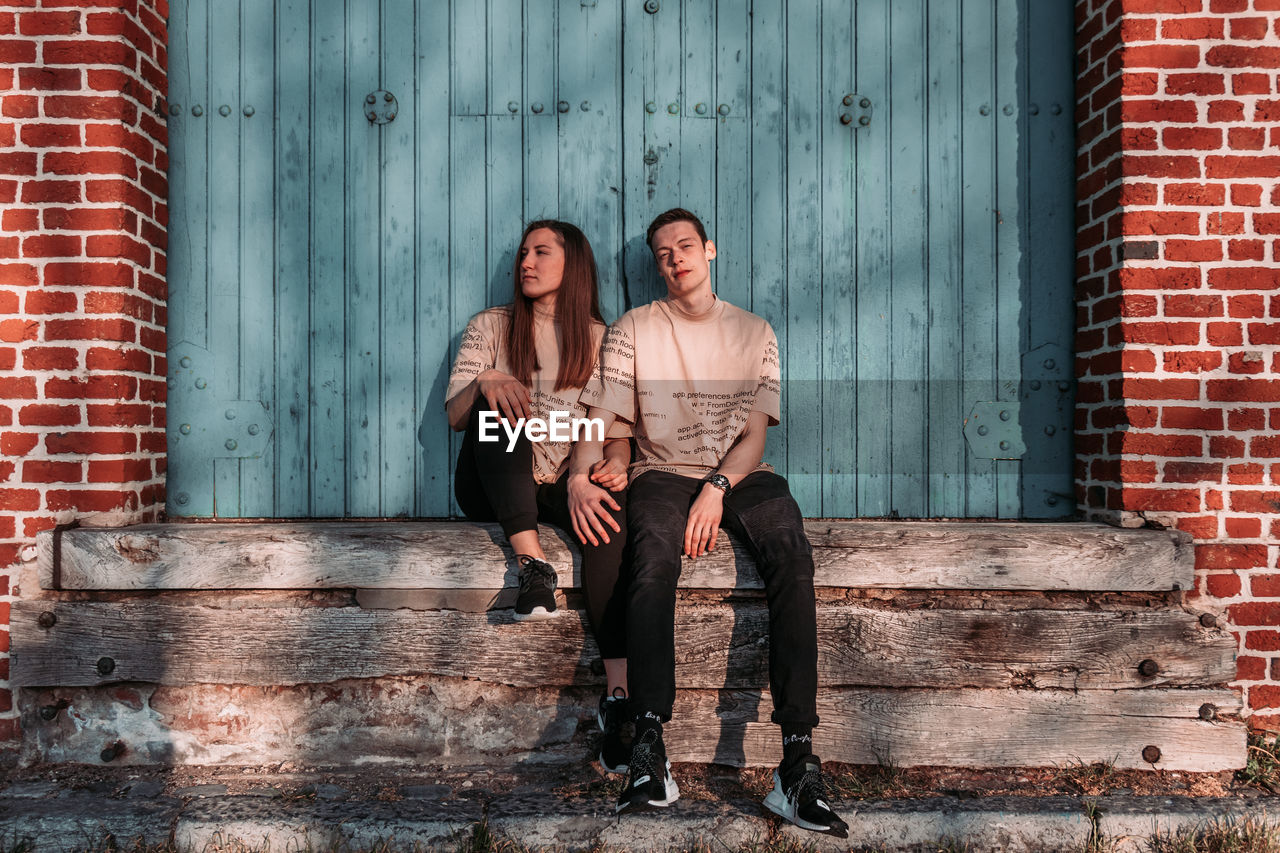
{"left": 365, "top": 90, "right": 398, "bottom": 124}
{"left": 508, "top": 101, "right": 520, "bottom": 113}
{"left": 644, "top": 0, "right": 659, "bottom": 11}
{"left": 169, "top": 103, "right": 180, "bottom": 116}
{"left": 243, "top": 105, "right": 254, "bottom": 117}
{"left": 667, "top": 102, "right": 679, "bottom": 115}
{"left": 718, "top": 104, "right": 730, "bottom": 116}
{"left": 191, "top": 105, "right": 203, "bottom": 117}
{"left": 532, "top": 102, "right": 544, "bottom": 114}
{"left": 219, "top": 104, "right": 230, "bottom": 116}
{"left": 840, "top": 94, "right": 872, "bottom": 128}
{"left": 695, "top": 103, "right": 707, "bottom": 115}
{"left": 558, "top": 101, "right": 569, "bottom": 113}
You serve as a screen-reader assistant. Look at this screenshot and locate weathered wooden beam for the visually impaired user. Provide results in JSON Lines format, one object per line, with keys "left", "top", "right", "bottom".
{"left": 17, "top": 678, "right": 1244, "bottom": 772}
{"left": 666, "top": 687, "right": 1245, "bottom": 772}
{"left": 13, "top": 599, "right": 1234, "bottom": 690}
{"left": 37, "top": 520, "right": 1193, "bottom": 591}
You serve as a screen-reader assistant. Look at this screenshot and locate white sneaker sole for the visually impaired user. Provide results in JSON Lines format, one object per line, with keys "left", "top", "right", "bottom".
{"left": 512, "top": 606, "right": 554, "bottom": 621}
{"left": 763, "top": 773, "right": 840, "bottom": 834}
{"left": 616, "top": 764, "right": 678, "bottom": 813}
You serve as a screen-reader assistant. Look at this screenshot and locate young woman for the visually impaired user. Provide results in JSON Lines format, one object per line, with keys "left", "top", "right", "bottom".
{"left": 445, "top": 219, "right": 633, "bottom": 771}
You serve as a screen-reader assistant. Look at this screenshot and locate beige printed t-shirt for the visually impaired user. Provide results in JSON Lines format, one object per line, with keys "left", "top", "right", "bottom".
{"left": 446, "top": 304, "right": 623, "bottom": 484}
{"left": 583, "top": 296, "right": 781, "bottom": 481}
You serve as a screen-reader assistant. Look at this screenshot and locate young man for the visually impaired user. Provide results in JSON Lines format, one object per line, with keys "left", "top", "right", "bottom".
{"left": 567, "top": 209, "right": 848, "bottom": 838}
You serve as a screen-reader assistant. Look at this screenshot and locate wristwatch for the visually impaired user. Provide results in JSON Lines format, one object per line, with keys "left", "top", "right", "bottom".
{"left": 703, "top": 473, "right": 732, "bottom": 496}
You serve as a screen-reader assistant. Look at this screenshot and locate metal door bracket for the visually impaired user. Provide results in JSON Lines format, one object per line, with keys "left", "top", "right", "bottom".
{"left": 839, "top": 93, "right": 872, "bottom": 128}
{"left": 964, "top": 402, "right": 1025, "bottom": 459}
{"left": 364, "top": 90, "right": 398, "bottom": 124}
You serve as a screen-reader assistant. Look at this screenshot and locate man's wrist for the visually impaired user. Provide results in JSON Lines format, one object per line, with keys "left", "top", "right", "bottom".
{"left": 702, "top": 473, "right": 732, "bottom": 497}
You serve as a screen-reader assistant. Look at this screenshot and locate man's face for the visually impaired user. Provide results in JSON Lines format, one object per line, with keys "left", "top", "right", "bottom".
{"left": 650, "top": 221, "right": 716, "bottom": 299}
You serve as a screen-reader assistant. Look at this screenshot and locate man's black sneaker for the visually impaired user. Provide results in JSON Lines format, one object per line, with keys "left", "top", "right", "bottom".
{"left": 615, "top": 728, "right": 678, "bottom": 813}
{"left": 513, "top": 555, "right": 557, "bottom": 621}
{"left": 763, "top": 755, "right": 849, "bottom": 838}
{"left": 597, "top": 689, "right": 631, "bottom": 774}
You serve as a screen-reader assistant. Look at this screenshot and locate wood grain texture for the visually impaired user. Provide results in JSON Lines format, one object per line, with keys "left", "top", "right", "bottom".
{"left": 12, "top": 599, "right": 1232, "bottom": 690}
{"left": 36, "top": 521, "right": 1193, "bottom": 591}
{"left": 665, "top": 687, "right": 1245, "bottom": 771}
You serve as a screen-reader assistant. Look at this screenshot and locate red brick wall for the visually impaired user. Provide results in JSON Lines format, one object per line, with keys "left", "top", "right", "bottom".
{"left": 1075, "top": 0, "right": 1280, "bottom": 725}
{"left": 0, "top": 0, "right": 168, "bottom": 753}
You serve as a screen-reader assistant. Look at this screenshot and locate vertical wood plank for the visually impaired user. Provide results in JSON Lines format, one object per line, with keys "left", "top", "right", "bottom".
{"left": 959, "top": 0, "right": 998, "bottom": 517}
{"left": 344, "top": 0, "right": 383, "bottom": 516}
{"left": 620, "top": 0, "right": 656, "bottom": 313}
{"left": 819, "top": 0, "right": 854, "bottom": 516}
{"left": 272, "top": 0, "right": 311, "bottom": 517}
{"left": 994, "top": 0, "right": 1023, "bottom": 518}
{"left": 163, "top": 0, "right": 209, "bottom": 516}
{"left": 523, "top": 0, "right": 558, "bottom": 221}
{"left": 381, "top": 0, "right": 418, "bottom": 515}
{"left": 783, "top": 0, "right": 821, "bottom": 514}
{"left": 749, "top": 0, "right": 786, "bottom": 480}
{"left": 853, "top": 0, "right": 891, "bottom": 517}
{"left": 237, "top": 0, "right": 277, "bottom": 515}
{"left": 678, "top": 0, "right": 716, "bottom": 286}
{"left": 713, "top": 0, "right": 750, "bottom": 311}
{"left": 1021, "top": 0, "right": 1076, "bottom": 519}
{"left": 207, "top": 0, "right": 242, "bottom": 517}
{"left": 309, "top": 0, "right": 349, "bottom": 516}
{"left": 452, "top": 0, "right": 486, "bottom": 116}
{"left": 164, "top": 0, "right": 204, "bottom": 353}
{"left": 887, "top": 0, "right": 928, "bottom": 517}
{"left": 556, "top": 0, "right": 621, "bottom": 319}
{"left": 415, "top": 0, "right": 453, "bottom": 516}
{"left": 486, "top": 0, "right": 525, "bottom": 310}
{"left": 925, "top": 0, "right": 966, "bottom": 517}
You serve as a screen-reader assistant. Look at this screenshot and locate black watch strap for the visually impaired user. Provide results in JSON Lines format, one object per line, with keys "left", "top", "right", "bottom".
{"left": 704, "top": 473, "right": 732, "bottom": 496}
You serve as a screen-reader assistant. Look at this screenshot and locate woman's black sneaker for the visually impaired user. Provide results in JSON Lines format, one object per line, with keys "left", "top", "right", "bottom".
{"left": 763, "top": 755, "right": 849, "bottom": 838}
{"left": 597, "top": 688, "right": 631, "bottom": 773}
{"left": 513, "top": 555, "right": 557, "bottom": 621}
{"left": 615, "top": 728, "right": 678, "bottom": 813}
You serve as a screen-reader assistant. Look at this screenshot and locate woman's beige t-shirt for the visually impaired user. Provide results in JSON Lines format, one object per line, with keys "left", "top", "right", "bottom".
{"left": 446, "top": 303, "right": 622, "bottom": 484}
{"left": 583, "top": 296, "right": 781, "bottom": 482}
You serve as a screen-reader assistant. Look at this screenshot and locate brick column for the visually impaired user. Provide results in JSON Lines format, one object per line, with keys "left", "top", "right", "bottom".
{"left": 1075, "top": 0, "right": 1280, "bottom": 725}
{"left": 0, "top": 0, "right": 168, "bottom": 754}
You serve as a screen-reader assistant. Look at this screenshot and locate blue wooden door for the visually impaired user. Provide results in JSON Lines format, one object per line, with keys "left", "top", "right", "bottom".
{"left": 166, "top": 0, "right": 1074, "bottom": 519}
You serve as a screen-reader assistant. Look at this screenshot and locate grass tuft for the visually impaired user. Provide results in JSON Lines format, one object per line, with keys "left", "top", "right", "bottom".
{"left": 1237, "top": 733, "right": 1280, "bottom": 794}
{"left": 1053, "top": 757, "right": 1120, "bottom": 796}
{"left": 1148, "top": 814, "right": 1280, "bottom": 853}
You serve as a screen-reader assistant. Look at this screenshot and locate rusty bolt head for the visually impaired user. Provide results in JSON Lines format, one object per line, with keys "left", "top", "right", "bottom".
{"left": 1199, "top": 703, "right": 1217, "bottom": 721}
{"left": 37, "top": 611, "right": 57, "bottom": 629}
{"left": 97, "top": 657, "right": 116, "bottom": 677}
{"left": 1199, "top": 613, "right": 1218, "bottom": 629}
{"left": 1142, "top": 745, "right": 1161, "bottom": 764}
{"left": 1138, "top": 659, "right": 1159, "bottom": 677}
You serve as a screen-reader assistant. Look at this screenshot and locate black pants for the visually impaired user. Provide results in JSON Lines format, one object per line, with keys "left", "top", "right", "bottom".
{"left": 454, "top": 402, "right": 628, "bottom": 658}
{"left": 626, "top": 469, "right": 819, "bottom": 728}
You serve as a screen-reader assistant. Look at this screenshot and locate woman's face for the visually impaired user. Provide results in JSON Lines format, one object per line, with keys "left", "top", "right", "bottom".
{"left": 518, "top": 227, "right": 566, "bottom": 306}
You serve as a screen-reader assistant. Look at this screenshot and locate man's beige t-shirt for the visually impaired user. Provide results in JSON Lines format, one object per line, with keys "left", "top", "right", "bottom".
{"left": 446, "top": 304, "right": 624, "bottom": 484}
{"left": 583, "top": 296, "right": 781, "bottom": 481}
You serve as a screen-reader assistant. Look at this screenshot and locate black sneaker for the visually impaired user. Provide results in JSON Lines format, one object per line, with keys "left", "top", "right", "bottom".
{"left": 513, "top": 555, "right": 557, "bottom": 621}
{"left": 615, "top": 727, "right": 678, "bottom": 813}
{"left": 763, "top": 755, "right": 849, "bottom": 838}
{"left": 597, "top": 688, "right": 631, "bottom": 774}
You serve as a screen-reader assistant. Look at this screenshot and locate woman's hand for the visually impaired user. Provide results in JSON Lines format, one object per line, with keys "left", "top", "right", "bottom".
{"left": 568, "top": 472, "right": 622, "bottom": 547}
{"left": 683, "top": 484, "right": 724, "bottom": 558}
{"left": 476, "top": 369, "right": 532, "bottom": 423}
{"left": 590, "top": 457, "right": 628, "bottom": 492}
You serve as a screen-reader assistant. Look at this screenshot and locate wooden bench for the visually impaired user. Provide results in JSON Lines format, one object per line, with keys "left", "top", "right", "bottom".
{"left": 14, "top": 521, "right": 1243, "bottom": 771}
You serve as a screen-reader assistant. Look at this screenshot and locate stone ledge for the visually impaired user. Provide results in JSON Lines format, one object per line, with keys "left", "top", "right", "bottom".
{"left": 9, "top": 789, "right": 1273, "bottom": 852}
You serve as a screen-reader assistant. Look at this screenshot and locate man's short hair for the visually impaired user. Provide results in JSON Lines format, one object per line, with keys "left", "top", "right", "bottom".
{"left": 646, "top": 208, "right": 708, "bottom": 250}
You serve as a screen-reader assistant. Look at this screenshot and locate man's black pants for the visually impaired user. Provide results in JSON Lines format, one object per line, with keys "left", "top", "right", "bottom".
{"left": 626, "top": 469, "right": 819, "bottom": 728}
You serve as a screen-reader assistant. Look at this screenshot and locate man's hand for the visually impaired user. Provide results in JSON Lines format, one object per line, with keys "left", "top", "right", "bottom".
{"left": 684, "top": 483, "right": 724, "bottom": 558}
{"left": 476, "top": 369, "right": 532, "bottom": 423}
{"left": 589, "top": 456, "right": 628, "bottom": 492}
{"left": 568, "top": 472, "right": 622, "bottom": 547}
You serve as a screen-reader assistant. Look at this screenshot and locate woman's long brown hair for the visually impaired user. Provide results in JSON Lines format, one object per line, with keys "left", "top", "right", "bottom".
{"left": 507, "top": 220, "right": 604, "bottom": 391}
